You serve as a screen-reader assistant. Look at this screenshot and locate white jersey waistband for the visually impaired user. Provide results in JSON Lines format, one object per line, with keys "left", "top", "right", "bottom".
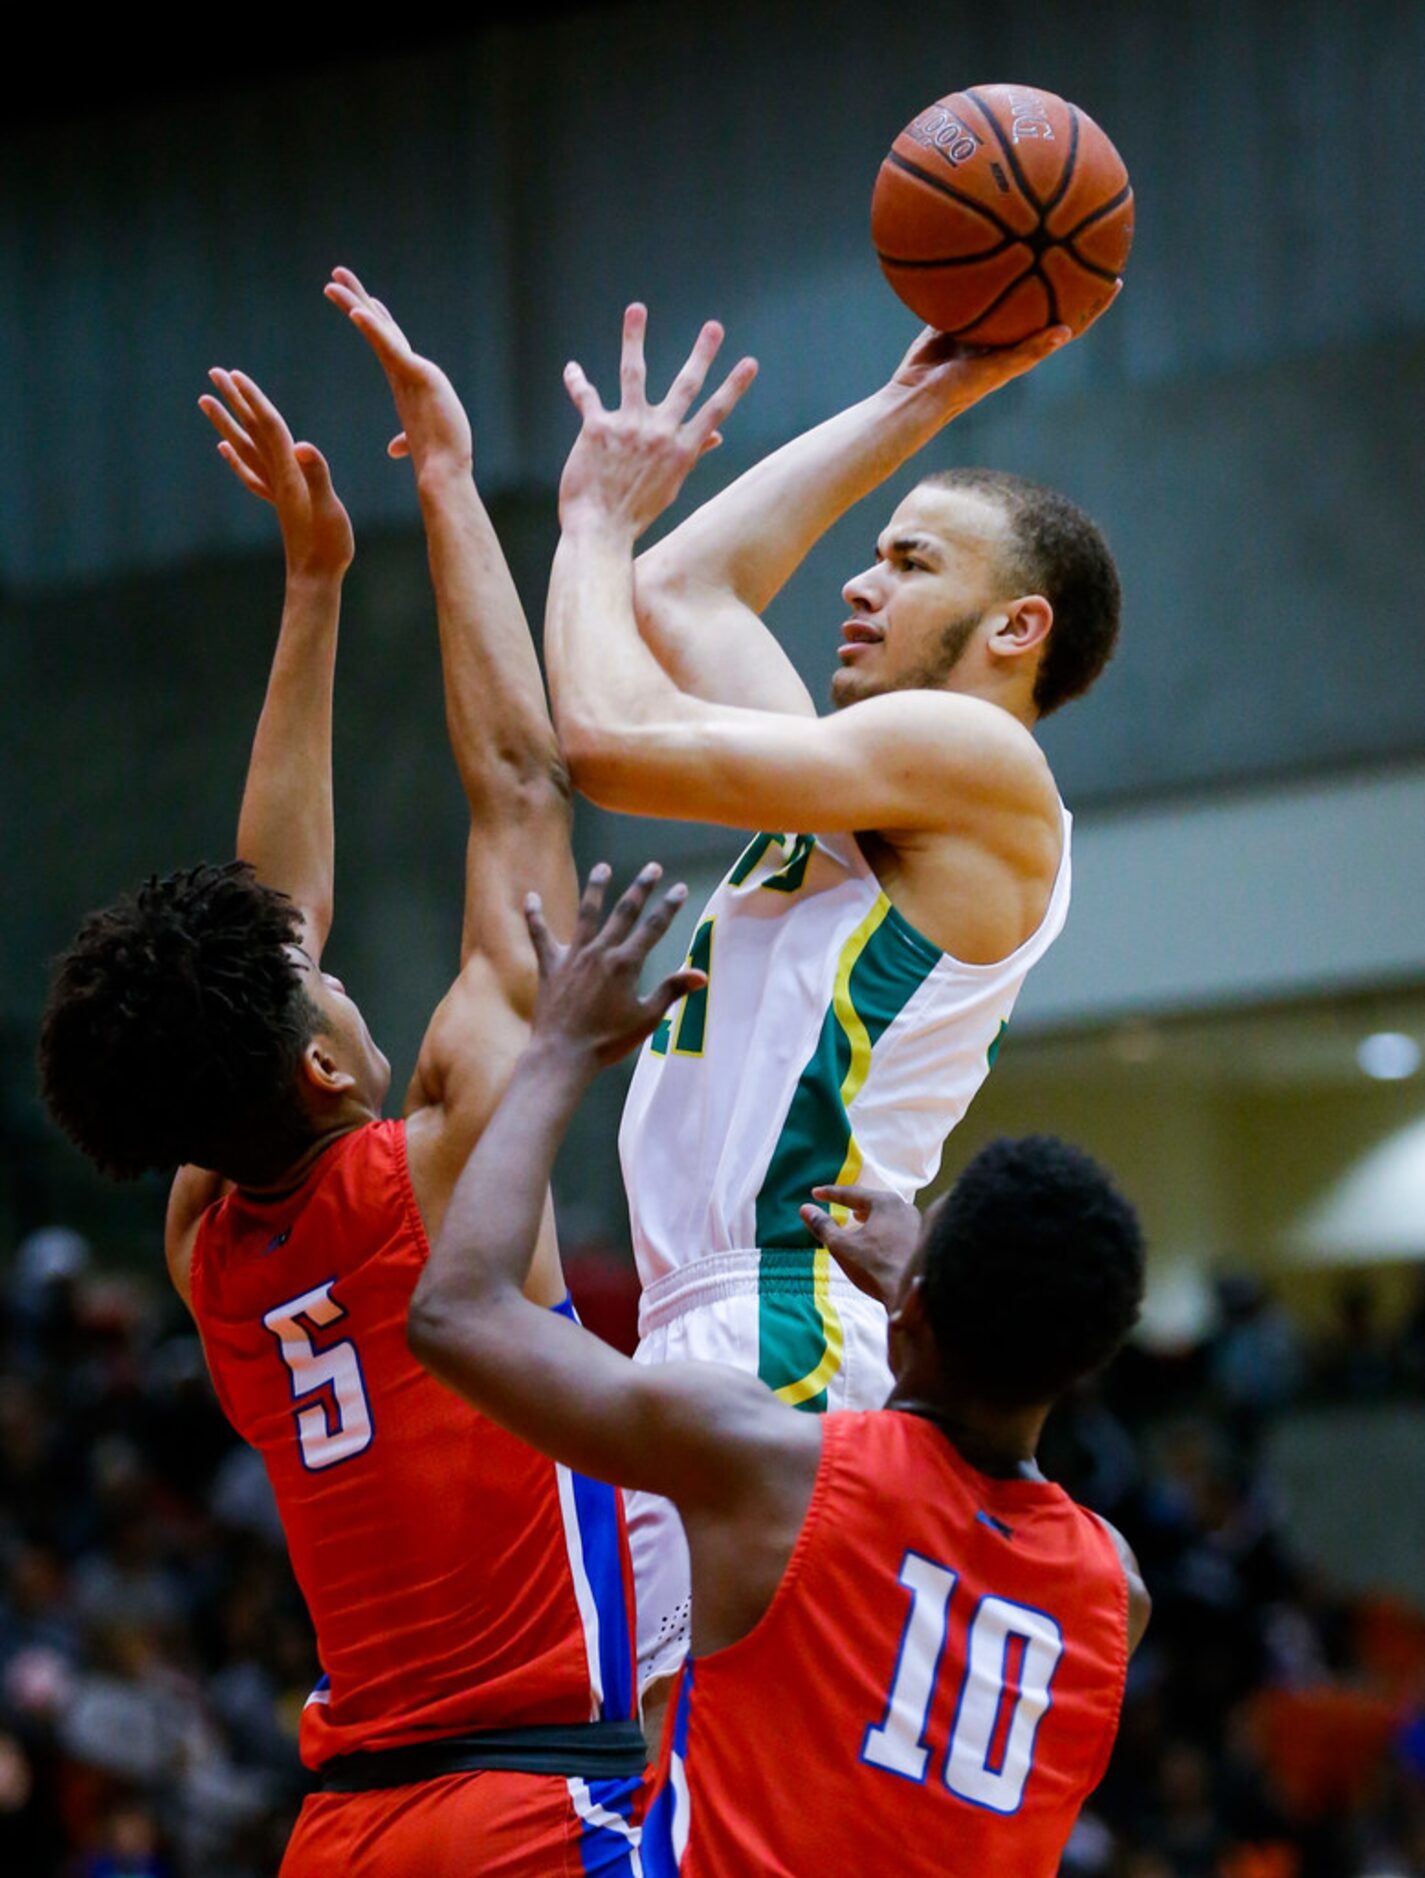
{"left": 637, "top": 1248, "right": 880, "bottom": 1338}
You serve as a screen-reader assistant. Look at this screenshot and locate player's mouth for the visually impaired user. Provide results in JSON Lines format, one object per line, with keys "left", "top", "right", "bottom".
{"left": 839, "top": 619, "right": 885, "bottom": 659}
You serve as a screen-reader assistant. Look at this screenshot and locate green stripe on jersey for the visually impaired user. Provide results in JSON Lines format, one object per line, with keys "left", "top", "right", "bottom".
{"left": 755, "top": 895, "right": 940, "bottom": 1410}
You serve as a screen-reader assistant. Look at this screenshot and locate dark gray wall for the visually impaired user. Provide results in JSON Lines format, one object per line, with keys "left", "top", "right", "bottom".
{"left": 4, "top": 0, "right": 1423, "bottom": 1238}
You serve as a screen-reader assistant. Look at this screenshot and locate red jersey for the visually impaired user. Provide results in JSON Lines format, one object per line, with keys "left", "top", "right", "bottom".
{"left": 643, "top": 1409, "right": 1127, "bottom": 1877}
{"left": 191, "top": 1120, "right": 636, "bottom": 1770}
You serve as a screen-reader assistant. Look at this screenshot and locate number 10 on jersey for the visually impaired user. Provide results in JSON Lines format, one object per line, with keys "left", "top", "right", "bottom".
{"left": 862, "top": 1549, "right": 1063, "bottom": 1813}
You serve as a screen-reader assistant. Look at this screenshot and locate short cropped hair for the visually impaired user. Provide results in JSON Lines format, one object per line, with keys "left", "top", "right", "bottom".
{"left": 920, "top": 468, "right": 1121, "bottom": 715}
{"left": 924, "top": 1135, "right": 1144, "bottom": 1408}
{"left": 38, "top": 863, "right": 320, "bottom": 1184}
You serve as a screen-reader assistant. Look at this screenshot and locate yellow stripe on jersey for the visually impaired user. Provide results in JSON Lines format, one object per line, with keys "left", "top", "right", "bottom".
{"left": 771, "top": 896, "right": 891, "bottom": 1406}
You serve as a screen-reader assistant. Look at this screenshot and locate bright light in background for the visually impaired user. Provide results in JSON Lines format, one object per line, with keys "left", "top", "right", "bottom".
{"left": 1357, "top": 1032, "right": 1422, "bottom": 1081}
{"left": 1289, "top": 1114, "right": 1425, "bottom": 1262}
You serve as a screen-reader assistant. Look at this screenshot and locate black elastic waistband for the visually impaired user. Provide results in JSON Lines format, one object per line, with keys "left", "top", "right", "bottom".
{"left": 318, "top": 1720, "right": 648, "bottom": 1792}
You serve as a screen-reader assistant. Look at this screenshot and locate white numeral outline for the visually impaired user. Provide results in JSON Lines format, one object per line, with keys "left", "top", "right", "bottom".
{"left": 262, "top": 1279, "right": 374, "bottom": 1472}
{"left": 863, "top": 1549, "right": 1065, "bottom": 1814}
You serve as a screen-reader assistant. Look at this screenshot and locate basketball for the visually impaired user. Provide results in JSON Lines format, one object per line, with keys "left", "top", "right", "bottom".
{"left": 871, "top": 84, "right": 1133, "bottom": 345}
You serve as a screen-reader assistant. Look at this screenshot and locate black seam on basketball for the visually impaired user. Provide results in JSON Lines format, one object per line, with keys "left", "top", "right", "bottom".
{"left": 1040, "top": 105, "right": 1080, "bottom": 219}
{"left": 942, "top": 262, "right": 1037, "bottom": 339}
{"left": 1062, "top": 182, "right": 1132, "bottom": 242}
{"left": 1063, "top": 244, "right": 1120, "bottom": 284}
{"left": 1039, "top": 263, "right": 1060, "bottom": 327}
{"left": 963, "top": 89, "right": 1044, "bottom": 216}
{"left": 884, "top": 151, "right": 1019, "bottom": 240}
{"left": 876, "top": 236, "right": 1019, "bottom": 269}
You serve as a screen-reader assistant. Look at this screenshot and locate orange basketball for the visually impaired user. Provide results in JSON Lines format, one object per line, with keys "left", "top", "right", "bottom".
{"left": 871, "top": 84, "right": 1133, "bottom": 344}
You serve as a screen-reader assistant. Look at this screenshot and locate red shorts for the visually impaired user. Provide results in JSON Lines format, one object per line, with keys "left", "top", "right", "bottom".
{"left": 280, "top": 1769, "right": 646, "bottom": 1877}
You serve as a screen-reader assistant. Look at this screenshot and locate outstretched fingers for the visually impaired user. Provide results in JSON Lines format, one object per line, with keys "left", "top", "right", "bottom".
{"left": 620, "top": 302, "right": 649, "bottom": 408}
{"left": 563, "top": 359, "right": 605, "bottom": 423}
{"left": 688, "top": 353, "right": 758, "bottom": 449}
{"left": 573, "top": 862, "right": 613, "bottom": 946}
{"left": 601, "top": 862, "right": 663, "bottom": 948}
{"left": 660, "top": 318, "right": 723, "bottom": 422}
{"left": 524, "top": 892, "right": 563, "bottom": 979}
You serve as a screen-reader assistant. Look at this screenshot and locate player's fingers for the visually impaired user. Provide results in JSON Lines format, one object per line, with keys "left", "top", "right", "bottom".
{"left": 293, "top": 441, "right": 335, "bottom": 492}
{"left": 799, "top": 1203, "right": 845, "bottom": 1245}
{"left": 229, "top": 369, "right": 296, "bottom": 448}
{"left": 698, "top": 429, "right": 724, "bottom": 457}
{"left": 810, "top": 1184, "right": 879, "bottom": 1219}
{"left": 620, "top": 302, "right": 649, "bottom": 408}
{"left": 198, "top": 392, "right": 262, "bottom": 468}
{"left": 689, "top": 355, "right": 758, "bottom": 449}
{"left": 625, "top": 880, "right": 688, "bottom": 961}
{"left": 207, "top": 370, "right": 264, "bottom": 444}
{"left": 601, "top": 863, "right": 663, "bottom": 947}
{"left": 524, "top": 893, "right": 561, "bottom": 978}
{"left": 661, "top": 319, "right": 723, "bottom": 422}
{"left": 563, "top": 361, "right": 605, "bottom": 422}
{"left": 216, "top": 441, "right": 274, "bottom": 504}
{"left": 388, "top": 432, "right": 411, "bottom": 460}
{"left": 644, "top": 966, "right": 707, "bottom": 1023}
{"left": 574, "top": 863, "right": 613, "bottom": 945}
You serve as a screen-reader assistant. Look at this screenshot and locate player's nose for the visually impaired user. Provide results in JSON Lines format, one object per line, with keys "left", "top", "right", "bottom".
{"left": 841, "top": 564, "right": 881, "bottom": 610}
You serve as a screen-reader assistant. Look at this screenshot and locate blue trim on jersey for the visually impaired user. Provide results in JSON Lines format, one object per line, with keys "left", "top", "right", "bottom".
{"left": 643, "top": 1665, "right": 694, "bottom": 1875}
{"left": 554, "top": 1293, "right": 637, "bottom": 1724}
{"left": 575, "top": 1774, "right": 645, "bottom": 1875}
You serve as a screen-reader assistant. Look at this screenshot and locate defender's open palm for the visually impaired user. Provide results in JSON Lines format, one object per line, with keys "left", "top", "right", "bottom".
{"left": 199, "top": 370, "right": 353, "bottom": 579}
{"left": 524, "top": 863, "right": 707, "bottom": 1068}
{"left": 559, "top": 305, "right": 758, "bottom": 537}
{"left": 325, "top": 266, "right": 473, "bottom": 476}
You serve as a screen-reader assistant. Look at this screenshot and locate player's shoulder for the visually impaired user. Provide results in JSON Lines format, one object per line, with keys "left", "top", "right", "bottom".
{"left": 839, "top": 689, "right": 1058, "bottom": 811}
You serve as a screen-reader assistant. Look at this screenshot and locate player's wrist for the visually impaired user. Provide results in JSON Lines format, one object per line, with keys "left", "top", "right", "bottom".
{"left": 283, "top": 557, "right": 349, "bottom": 591}
{"left": 414, "top": 451, "right": 477, "bottom": 501}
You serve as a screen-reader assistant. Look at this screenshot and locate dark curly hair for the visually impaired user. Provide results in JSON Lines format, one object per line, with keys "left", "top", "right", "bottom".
{"left": 920, "top": 469, "right": 1121, "bottom": 716}
{"left": 924, "top": 1135, "right": 1144, "bottom": 1409}
{"left": 38, "top": 862, "right": 321, "bottom": 1184}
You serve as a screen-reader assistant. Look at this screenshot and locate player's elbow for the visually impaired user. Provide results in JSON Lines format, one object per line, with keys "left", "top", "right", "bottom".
{"left": 406, "top": 1287, "right": 478, "bottom": 1381}
{"left": 556, "top": 713, "right": 636, "bottom": 807}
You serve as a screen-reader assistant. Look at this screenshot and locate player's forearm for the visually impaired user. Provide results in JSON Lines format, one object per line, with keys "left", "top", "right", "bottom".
{"left": 416, "top": 465, "right": 567, "bottom": 812}
{"left": 547, "top": 515, "right": 710, "bottom": 775}
{"left": 638, "top": 377, "right": 952, "bottom": 616}
{"left": 236, "top": 569, "right": 341, "bottom": 951}
{"left": 410, "top": 1037, "right": 592, "bottom": 1359}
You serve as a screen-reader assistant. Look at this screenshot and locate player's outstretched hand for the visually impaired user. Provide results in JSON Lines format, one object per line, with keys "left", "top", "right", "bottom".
{"left": 889, "top": 280, "right": 1123, "bottom": 418}
{"left": 800, "top": 1185, "right": 923, "bottom": 1309}
{"left": 524, "top": 862, "right": 707, "bottom": 1070}
{"left": 559, "top": 304, "right": 758, "bottom": 537}
{"left": 199, "top": 370, "right": 353, "bottom": 580}
{"left": 325, "top": 266, "right": 473, "bottom": 479}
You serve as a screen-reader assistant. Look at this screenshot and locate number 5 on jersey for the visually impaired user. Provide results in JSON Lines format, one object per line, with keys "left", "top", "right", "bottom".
{"left": 263, "top": 1280, "right": 374, "bottom": 1471}
{"left": 863, "top": 1549, "right": 1064, "bottom": 1813}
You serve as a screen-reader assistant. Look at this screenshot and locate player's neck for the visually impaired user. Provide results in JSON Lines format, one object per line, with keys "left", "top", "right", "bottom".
{"left": 235, "top": 1111, "right": 374, "bottom": 1197}
{"left": 888, "top": 1378, "right": 1050, "bottom": 1481}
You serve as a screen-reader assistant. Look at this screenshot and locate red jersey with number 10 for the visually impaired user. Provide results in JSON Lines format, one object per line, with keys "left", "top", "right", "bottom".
{"left": 643, "top": 1408, "right": 1127, "bottom": 1877}
{"left": 191, "top": 1119, "right": 636, "bottom": 1770}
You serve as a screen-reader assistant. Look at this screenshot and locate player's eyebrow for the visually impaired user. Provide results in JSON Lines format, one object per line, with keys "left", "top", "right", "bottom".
{"left": 880, "top": 534, "right": 942, "bottom": 562}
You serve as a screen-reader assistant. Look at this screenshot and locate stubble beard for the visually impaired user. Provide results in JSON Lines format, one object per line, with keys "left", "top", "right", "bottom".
{"left": 830, "top": 611, "right": 981, "bottom": 710}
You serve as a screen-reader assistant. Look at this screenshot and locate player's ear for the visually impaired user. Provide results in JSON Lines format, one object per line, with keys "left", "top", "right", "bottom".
{"left": 301, "top": 1037, "right": 357, "bottom": 1099}
{"left": 990, "top": 594, "right": 1053, "bottom": 661}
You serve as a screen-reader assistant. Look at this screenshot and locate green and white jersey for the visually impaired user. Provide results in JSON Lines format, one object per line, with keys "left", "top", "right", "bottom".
{"left": 619, "top": 818, "right": 1071, "bottom": 1404}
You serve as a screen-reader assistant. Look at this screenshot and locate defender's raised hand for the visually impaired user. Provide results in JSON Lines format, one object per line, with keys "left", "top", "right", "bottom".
{"left": 199, "top": 370, "right": 353, "bottom": 579}
{"left": 800, "top": 1184, "right": 924, "bottom": 1308}
{"left": 325, "top": 266, "right": 473, "bottom": 479}
{"left": 524, "top": 862, "right": 707, "bottom": 1069}
{"left": 559, "top": 304, "right": 758, "bottom": 538}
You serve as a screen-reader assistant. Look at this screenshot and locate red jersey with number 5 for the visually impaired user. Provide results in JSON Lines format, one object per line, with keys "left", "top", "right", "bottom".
{"left": 191, "top": 1119, "right": 636, "bottom": 1769}
{"left": 642, "top": 1408, "right": 1127, "bottom": 1877}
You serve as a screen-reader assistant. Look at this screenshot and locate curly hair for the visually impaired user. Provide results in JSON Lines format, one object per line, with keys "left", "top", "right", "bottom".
{"left": 38, "top": 863, "right": 321, "bottom": 1184}
{"left": 919, "top": 468, "right": 1121, "bottom": 716}
{"left": 924, "top": 1135, "right": 1144, "bottom": 1409}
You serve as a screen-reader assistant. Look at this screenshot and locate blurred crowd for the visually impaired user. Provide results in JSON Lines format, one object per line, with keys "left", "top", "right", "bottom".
{"left": 1, "top": 1223, "right": 1423, "bottom": 1877}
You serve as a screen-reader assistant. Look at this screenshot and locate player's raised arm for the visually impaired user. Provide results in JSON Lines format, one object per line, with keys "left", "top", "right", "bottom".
{"left": 407, "top": 863, "right": 817, "bottom": 1506}
{"left": 545, "top": 308, "right": 1058, "bottom": 843}
{"left": 198, "top": 370, "right": 354, "bottom": 959}
{"left": 326, "top": 268, "right": 576, "bottom": 999}
{"left": 633, "top": 317, "right": 1071, "bottom": 713}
